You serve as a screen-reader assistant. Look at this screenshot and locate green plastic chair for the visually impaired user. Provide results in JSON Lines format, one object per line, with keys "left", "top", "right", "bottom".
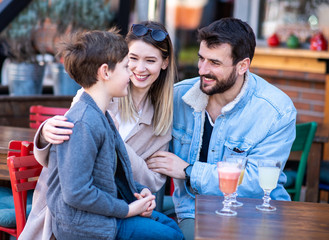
{"left": 284, "top": 122, "right": 318, "bottom": 201}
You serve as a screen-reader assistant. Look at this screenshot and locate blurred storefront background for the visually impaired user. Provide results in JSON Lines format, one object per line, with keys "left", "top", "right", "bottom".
{"left": 132, "top": 0, "right": 329, "bottom": 79}
{"left": 1, "top": 0, "right": 329, "bottom": 88}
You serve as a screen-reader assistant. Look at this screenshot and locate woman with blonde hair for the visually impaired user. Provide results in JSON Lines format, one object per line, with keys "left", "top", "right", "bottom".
{"left": 35, "top": 20, "right": 176, "bottom": 192}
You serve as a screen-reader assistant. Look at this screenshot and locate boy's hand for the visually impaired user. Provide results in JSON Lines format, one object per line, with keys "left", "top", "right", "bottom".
{"left": 134, "top": 188, "right": 156, "bottom": 217}
{"left": 126, "top": 194, "right": 155, "bottom": 218}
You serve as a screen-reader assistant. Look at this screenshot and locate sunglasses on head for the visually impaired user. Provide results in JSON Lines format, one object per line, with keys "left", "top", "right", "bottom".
{"left": 131, "top": 24, "right": 168, "bottom": 42}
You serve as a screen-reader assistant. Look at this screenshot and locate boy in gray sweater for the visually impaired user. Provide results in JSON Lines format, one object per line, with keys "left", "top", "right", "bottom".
{"left": 46, "top": 30, "right": 183, "bottom": 240}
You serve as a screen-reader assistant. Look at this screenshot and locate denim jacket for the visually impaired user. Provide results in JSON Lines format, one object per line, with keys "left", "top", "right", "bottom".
{"left": 170, "top": 72, "right": 297, "bottom": 221}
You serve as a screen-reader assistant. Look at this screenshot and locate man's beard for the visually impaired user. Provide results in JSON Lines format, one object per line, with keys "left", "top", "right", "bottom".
{"left": 200, "top": 67, "right": 237, "bottom": 95}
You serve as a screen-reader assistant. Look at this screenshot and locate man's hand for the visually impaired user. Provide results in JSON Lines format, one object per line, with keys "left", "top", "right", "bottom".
{"left": 146, "top": 151, "right": 189, "bottom": 179}
{"left": 42, "top": 116, "right": 74, "bottom": 144}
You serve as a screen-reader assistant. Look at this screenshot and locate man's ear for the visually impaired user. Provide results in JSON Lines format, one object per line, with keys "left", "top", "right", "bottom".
{"left": 237, "top": 58, "right": 250, "bottom": 75}
{"left": 99, "top": 63, "right": 111, "bottom": 80}
{"left": 161, "top": 57, "right": 169, "bottom": 70}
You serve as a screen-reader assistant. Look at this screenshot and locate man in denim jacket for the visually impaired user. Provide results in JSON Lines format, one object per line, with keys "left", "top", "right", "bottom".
{"left": 147, "top": 18, "right": 297, "bottom": 240}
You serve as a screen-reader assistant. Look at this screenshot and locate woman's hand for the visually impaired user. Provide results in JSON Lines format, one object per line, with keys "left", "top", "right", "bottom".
{"left": 41, "top": 115, "right": 74, "bottom": 144}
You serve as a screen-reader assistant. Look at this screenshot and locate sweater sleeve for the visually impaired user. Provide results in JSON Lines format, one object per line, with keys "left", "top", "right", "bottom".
{"left": 55, "top": 121, "right": 129, "bottom": 218}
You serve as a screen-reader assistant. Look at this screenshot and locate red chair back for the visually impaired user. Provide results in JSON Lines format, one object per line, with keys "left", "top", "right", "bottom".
{"left": 0, "top": 155, "right": 42, "bottom": 238}
{"left": 8, "top": 140, "right": 34, "bottom": 216}
{"left": 0, "top": 141, "right": 35, "bottom": 239}
{"left": 8, "top": 140, "right": 34, "bottom": 157}
{"left": 29, "top": 105, "right": 69, "bottom": 129}
{"left": 170, "top": 178, "right": 174, "bottom": 196}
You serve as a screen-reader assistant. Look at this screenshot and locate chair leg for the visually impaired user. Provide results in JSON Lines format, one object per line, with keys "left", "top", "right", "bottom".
{"left": 0, "top": 232, "right": 12, "bottom": 240}
{"left": 318, "top": 189, "right": 322, "bottom": 203}
{"left": 318, "top": 189, "right": 329, "bottom": 203}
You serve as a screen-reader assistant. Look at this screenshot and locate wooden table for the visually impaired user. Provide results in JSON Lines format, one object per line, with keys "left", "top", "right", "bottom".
{"left": 0, "top": 126, "right": 36, "bottom": 180}
{"left": 195, "top": 195, "right": 329, "bottom": 240}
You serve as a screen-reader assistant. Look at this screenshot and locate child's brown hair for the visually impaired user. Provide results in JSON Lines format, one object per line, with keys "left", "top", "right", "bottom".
{"left": 57, "top": 29, "right": 128, "bottom": 88}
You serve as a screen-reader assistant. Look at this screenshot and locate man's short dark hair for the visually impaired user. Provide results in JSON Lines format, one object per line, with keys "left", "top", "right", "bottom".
{"left": 197, "top": 18, "right": 256, "bottom": 65}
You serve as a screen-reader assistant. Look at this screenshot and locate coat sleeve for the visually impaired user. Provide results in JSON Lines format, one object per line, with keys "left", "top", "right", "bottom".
{"left": 125, "top": 143, "right": 167, "bottom": 193}
{"left": 33, "top": 121, "right": 51, "bottom": 167}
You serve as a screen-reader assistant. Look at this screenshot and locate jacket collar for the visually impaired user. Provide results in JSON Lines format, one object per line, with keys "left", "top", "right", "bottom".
{"left": 182, "top": 80, "right": 209, "bottom": 112}
{"left": 137, "top": 96, "right": 154, "bottom": 125}
{"left": 80, "top": 91, "right": 104, "bottom": 115}
{"left": 108, "top": 96, "right": 154, "bottom": 126}
{"left": 182, "top": 71, "right": 253, "bottom": 114}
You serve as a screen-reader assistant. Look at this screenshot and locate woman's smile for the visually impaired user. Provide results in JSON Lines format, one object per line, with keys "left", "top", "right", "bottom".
{"left": 133, "top": 73, "right": 150, "bottom": 81}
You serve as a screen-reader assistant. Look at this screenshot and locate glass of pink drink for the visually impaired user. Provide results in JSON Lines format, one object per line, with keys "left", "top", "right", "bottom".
{"left": 225, "top": 156, "right": 248, "bottom": 207}
{"left": 216, "top": 161, "right": 242, "bottom": 216}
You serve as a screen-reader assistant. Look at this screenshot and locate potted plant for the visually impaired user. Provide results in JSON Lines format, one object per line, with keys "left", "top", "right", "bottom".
{"left": 0, "top": 0, "right": 49, "bottom": 95}
{"left": 46, "top": 0, "right": 116, "bottom": 95}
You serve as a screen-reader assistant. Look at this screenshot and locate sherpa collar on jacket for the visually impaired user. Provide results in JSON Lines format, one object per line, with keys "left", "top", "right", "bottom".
{"left": 182, "top": 71, "right": 251, "bottom": 114}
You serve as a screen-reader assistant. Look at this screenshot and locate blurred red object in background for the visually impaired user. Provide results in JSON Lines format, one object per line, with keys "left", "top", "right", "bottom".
{"left": 267, "top": 33, "right": 280, "bottom": 47}
{"left": 310, "top": 32, "right": 328, "bottom": 51}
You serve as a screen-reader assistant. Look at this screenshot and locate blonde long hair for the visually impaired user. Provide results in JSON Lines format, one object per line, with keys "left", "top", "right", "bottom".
{"left": 120, "top": 21, "right": 177, "bottom": 136}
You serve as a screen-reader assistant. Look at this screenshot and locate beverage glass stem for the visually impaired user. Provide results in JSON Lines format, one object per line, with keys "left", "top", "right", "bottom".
{"left": 222, "top": 194, "right": 232, "bottom": 211}
{"left": 256, "top": 189, "right": 276, "bottom": 211}
{"left": 262, "top": 190, "right": 272, "bottom": 207}
{"left": 231, "top": 192, "right": 237, "bottom": 201}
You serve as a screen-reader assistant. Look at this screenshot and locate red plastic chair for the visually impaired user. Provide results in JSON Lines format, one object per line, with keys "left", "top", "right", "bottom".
{"left": 0, "top": 154, "right": 42, "bottom": 239}
{"left": 164, "top": 178, "right": 175, "bottom": 217}
{"left": 0, "top": 141, "right": 34, "bottom": 239}
{"left": 29, "top": 105, "right": 69, "bottom": 129}
{"left": 8, "top": 140, "right": 34, "bottom": 158}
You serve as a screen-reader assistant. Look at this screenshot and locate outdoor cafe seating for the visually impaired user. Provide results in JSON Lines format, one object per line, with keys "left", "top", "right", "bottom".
{"left": 0, "top": 141, "right": 40, "bottom": 239}
{"left": 0, "top": 119, "right": 327, "bottom": 239}
{"left": 284, "top": 122, "right": 318, "bottom": 201}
